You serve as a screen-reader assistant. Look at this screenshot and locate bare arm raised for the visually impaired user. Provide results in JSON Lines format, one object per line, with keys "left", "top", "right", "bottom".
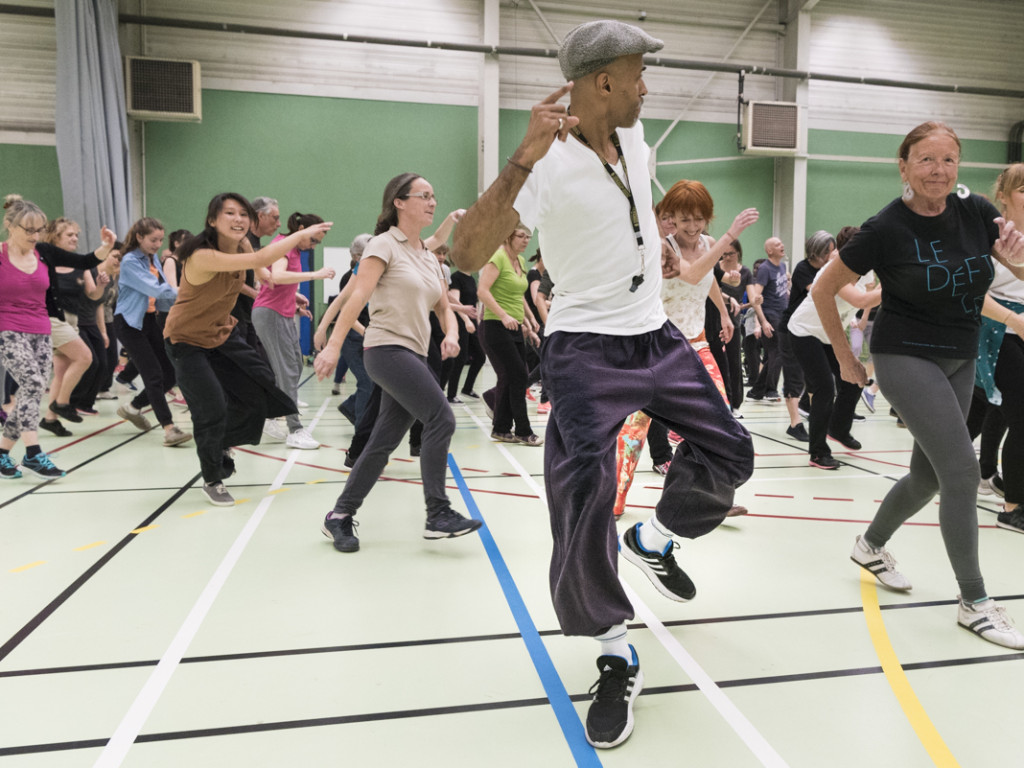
{"left": 452, "top": 84, "right": 579, "bottom": 272}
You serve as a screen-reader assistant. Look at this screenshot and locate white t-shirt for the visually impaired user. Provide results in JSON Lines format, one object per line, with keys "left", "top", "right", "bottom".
{"left": 513, "top": 121, "right": 666, "bottom": 335}
{"left": 988, "top": 261, "right": 1024, "bottom": 336}
{"left": 787, "top": 259, "right": 859, "bottom": 344}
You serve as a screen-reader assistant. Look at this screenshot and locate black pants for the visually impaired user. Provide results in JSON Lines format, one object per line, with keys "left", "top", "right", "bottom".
{"left": 742, "top": 332, "right": 762, "bottom": 386}
{"left": 646, "top": 418, "right": 674, "bottom": 465}
{"left": 70, "top": 322, "right": 105, "bottom": 410}
{"left": 98, "top": 320, "right": 118, "bottom": 392}
{"left": 791, "top": 334, "right": 860, "bottom": 458}
{"left": 165, "top": 327, "right": 295, "bottom": 483}
{"left": 115, "top": 313, "right": 175, "bottom": 427}
{"left": 481, "top": 319, "right": 532, "bottom": 437}
{"left": 749, "top": 312, "right": 782, "bottom": 397}
{"left": 460, "top": 332, "right": 486, "bottom": 394}
{"left": 968, "top": 333, "right": 1024, "bottom": 504}
{"left": 778, "top": 326, "right": 805, "bottom": 399}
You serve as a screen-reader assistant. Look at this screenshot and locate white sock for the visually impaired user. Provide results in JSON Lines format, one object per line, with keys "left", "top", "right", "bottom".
{"left": 637, "top": 515, "right": 673, "bottom": 554}
{"left": 595, "top": 623, "right": 631, "bottom": 662}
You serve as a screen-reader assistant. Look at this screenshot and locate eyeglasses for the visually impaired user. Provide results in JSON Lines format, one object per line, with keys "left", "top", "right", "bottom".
{"left": 19, "top": 224, "right": 47, "bottom": 236}
{"left": 403, "top": 192, "right": 436, "bottom": 202}
{"left": 722, "top": 250, "right": 738, "bottom": 257}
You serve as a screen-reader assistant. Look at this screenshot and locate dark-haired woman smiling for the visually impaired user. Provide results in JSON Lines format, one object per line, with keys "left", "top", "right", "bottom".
{"left": 164, "top": 193, "right": 332, "bottom": 507}
{"left": 315, "top": 172, "right": 480, "bottom": 551}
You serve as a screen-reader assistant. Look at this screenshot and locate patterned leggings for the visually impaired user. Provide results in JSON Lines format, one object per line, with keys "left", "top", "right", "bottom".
{"left": 0, "top": 331, "right": 52, "bottom": 442}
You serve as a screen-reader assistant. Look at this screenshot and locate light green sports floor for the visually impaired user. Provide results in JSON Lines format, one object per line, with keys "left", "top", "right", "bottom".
{"left": 1, "top": 370, "right": 1021, "bottom": 768}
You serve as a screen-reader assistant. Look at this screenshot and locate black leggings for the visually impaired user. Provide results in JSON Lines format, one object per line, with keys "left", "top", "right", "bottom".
{"left": 968, "top": 333, "right": 1024, "bottom": 505}
{"left": 115, "top": 313, "right": 174, "bottom": 427}
{"left": 791, "top": 334, "right": 860, "bottom": 458}
{"left": 481, "top": 319, "right": 531, "bottom": 436}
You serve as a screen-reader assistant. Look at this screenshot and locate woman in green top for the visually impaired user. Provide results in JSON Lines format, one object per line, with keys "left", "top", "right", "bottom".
{"left": 478, "top": 223, "right": 543, "bottom": 445}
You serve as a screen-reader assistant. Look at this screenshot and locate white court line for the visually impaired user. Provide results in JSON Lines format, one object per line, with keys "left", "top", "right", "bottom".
{"left": 461, "top": 403, "right": 789, "bottom": 767}
{"left": 94, "top": 399, "right": 331, "bottom": 768}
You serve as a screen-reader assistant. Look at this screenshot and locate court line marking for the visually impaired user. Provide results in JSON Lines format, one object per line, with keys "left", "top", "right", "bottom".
{"left": 93, "top": 398, "right": 330, "bottom": 768}
{"left": 459, "top": 405, "right": 789, "bottom": 767}
{"left": 858, "top": 571, "right": 960, "bottom": 767}
{"left": 448, "top": 457, "right": 602, "bottom": 767}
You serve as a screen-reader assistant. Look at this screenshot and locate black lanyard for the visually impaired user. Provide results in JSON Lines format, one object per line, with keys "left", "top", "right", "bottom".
{"left": 571, "top": 127, "right": 646, "bottom": 292}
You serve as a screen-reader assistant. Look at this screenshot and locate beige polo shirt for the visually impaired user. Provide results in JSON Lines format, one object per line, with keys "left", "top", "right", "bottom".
{"left": 363, "top": 226, "right": 444, "bottom": 357}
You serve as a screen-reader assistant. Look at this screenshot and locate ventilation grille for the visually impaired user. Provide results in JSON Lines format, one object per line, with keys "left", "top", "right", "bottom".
{"left": 125, "top": 57, "right": 202, "bottom": 122}
{"left": 742, "top": 101, "right": 802, "bottom": 156}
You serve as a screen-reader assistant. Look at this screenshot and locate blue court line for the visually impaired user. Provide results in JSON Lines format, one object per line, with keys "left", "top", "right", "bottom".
{"left": 447, "top": 454, "right": 603, "bottom": 768}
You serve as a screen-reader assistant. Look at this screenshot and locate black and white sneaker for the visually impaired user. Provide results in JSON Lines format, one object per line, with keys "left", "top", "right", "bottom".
{"left": 619, "top": 522, "right": 695, "bottom": 601}
{"left": 996, "top": 506, "right": 1024, "bottom": 534}
{"left": 850, "top": 534, "right": 911, "bottom": 591}
{"left": 20, "top": 451, "right": 66, "bottom": 479}
{"left": 586, "top": 646, "right": 644, "bottom": 749}
{"left": 957, "top": 596, "right": 1024, "bottom": 649}
{"left": 979, "top": 473, "right": 1005, "bottom": 498}
{"left": 322, "top": 513, "right": 360, "bottom": 552}
{"left": 424, "top": 507, "right": 482, "bottom": 539}
{"left": 0, "top": 453, "right": 22, "bottom": 479}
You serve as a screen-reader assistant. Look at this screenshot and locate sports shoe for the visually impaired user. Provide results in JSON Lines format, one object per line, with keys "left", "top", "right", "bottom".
{"left": 20, "top": 451, "right": 66, "bottom": 479}
{"left": 829, "top": 432, "right": 862, "bottom": 450}
{"left": 514, "top": 433, "right": 544, "bottom": 446}
{"left": 809, "top": 454, "right": 840, "bottom": 470}
{"left": 861, "top": 389, "right": 876, "bottom": 413}
{"left": 726, "top": 504, "right": 748, "bottom": 517}
{"left": 490, "top": 431, "right": 516, "bottom": 443}
{"left": 114, "top": 377, "right": 137, "bottom": 392}
{"left": 850, "top": 534, "right": 911, "bottom": 591}
{"left": 0, "top": 453, "right": 21, "bottom": 479}
{"left": 996, "top": 506, "right": 1024, "bottom": 534}
{"left": 957, "top": 597, "right": 1024, "bottom": 649}
{"left": 461, "top": 390, "right": 480, "bottom": 399}
{"left": 343, "top": 451, "right": 357, "bottom": 469}
{"left": 667, "top": 430, "right": 683, "bottom": 445}
{"left": 49, "top": 401, "right": 82, "bottom": 423}
{"left": 76, "top": 406, "right": 99, "bottom": 416}
{"left": 537, "top": 401, "right": 551, "bottom": 415}
{"left": 525, "top": 386, "right": 537, "bottom": 402}
{"left": 262, "top": 418, "right": 288, "bottom": 441}
{"left": 447, "top": 396, "right": 463, "bottom": 404}
{"left": 331, "top": 386, "right": 341, "bottom": 396}
{"left": 297, "top": 399, "right": 309, "bottom": 408}
{"left": 764, "top": 392, "right": 782, "bottom": 403}
{"left": 585, "top": 646, "right": 644, "bottom": 749}
{"left": 852, "top": 413, "right": 866, "bottom": 421}
{"left": 731, "top": 408, "right": 743, "bottom": 419}
{"left": 409, "top": 443, "right": 421, "bottom": 457}
{"left": 95, "top": 390, "right": 118, "bottom": 400}
{"left": 786, "top": 423, "right": 809, "bottom": 442}
{"left": 322, "top": 513, "right": 360, "bottom": 552}
{"left": 797, "top": 405, "right": 810, "bottom": 419}
{"left": 39, "top": 418, "right": 72, "bottom": 437}
{"left": 117, "top": 405, "right": 152, "bottom": 431}
{"left": 169, "top": 396, "right": 188, "bottom": 408}
{"left": 286, "top": 428, "right": 320, "bottom": 450}
{"left": 979, "top": 473, "right": 1005, "bottom": 498}
{"left": 424, "top": 507, "right": 483, "bottom": 539}
{"left": 652, "top": 460, "right": 671, "bottom": 476}
{"left": 746, "top": 391, "right": 764, "bottom": 402}
{"left": 619, "top": 522, "right": 695, "bottom": 601}
{"left": 337, "top": 402, "right": 356, "bottom": 425}
{"left": 162, "top": 426, "right": 193, "bottom": 447}
{"left": 201, "top": 481, "right": 235, "bottom": 507}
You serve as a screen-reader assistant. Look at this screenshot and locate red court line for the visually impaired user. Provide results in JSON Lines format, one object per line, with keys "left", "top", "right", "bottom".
{"left": 755, "top": 493, "right": 794, "bottom": 499}
{"left": 812, "top": 497, "right": 855, "bottom": 502}
{"left": 47, "top": 422, "right": 123, "bottom": 453}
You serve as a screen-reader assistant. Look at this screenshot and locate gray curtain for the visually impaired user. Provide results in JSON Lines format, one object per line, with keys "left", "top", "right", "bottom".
{"left": 54, "top": 0, "right": 132, "bottom": 242}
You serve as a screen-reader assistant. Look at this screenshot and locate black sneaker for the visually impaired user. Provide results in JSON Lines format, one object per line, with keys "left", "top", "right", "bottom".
{"left": 786, "top": 423, "right": 809, "bottom": 442}
{"left": 337, "top": 402, "right": 356, "bottom": 425}
{"left": 0, "top": 453, "right": 21, "bottom": 479}
{"left": 343, "top": 450, "right": 357, "bottom": 469}
{"left": 810, "top": 454, "right": 841, "bottom": 470}
{"left": 409, "top": 443, "right": 421, "bottom": 457}
{"left": 619, "top": 522, "right": 695, "bottom": 601}
{"left": 997, "top": 507, "right": 1024, "bottom": 534}
{"left": 49, "top": 401, "right": 83, "bottom": 423}
{"left": 424, "top": 507, "right": 482, "bottom": 539}
{"left": 20, "top": 451, "right": 66, "bottom": 479}
{"left": 322, "top": 513, "right": 360, "bottom": 552}
{"left": 39, "top": 418, "right": 72, "bottom": 437}
{"left": 828, "top": 432, "right": 862, "bottom": 450}
{"left": 447, "top": 396, "right": 463, "bottom": 404}
{"left": 586, "top": 646, "right": 644, "bottom": 749}
{"left": 461, "top": 390, "right": 480, "bottom": 399}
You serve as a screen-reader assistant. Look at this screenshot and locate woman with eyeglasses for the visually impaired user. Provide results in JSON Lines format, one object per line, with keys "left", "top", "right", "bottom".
{"left": 0, "top": 194, "right": 114, "bottom": 480}
{"left": 314, "top": 173, "right": 480, "bottom": 551}
{"left": 814, "top": 121, "right": 1024, "bottom": 649}
{"left": 478, "top": 223, "right": 543, "bottom": 446}
{"left": 252, "top": 211, "right": 335, "bottom": 450}
{"left": 164, "top": 193, "right": 331, "bottom": 507}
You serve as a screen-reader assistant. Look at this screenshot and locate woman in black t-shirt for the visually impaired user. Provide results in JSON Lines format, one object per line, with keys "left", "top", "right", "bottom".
{"left": 813, "top": 121, "right": 1024, "bottom": 650}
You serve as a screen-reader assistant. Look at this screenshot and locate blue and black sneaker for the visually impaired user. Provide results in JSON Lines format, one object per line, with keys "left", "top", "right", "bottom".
{"left": 20, "top": 451, "right": 66, "bottom": 480}
{"left": 0, "top": 453, "right": 21, "bottom": 479}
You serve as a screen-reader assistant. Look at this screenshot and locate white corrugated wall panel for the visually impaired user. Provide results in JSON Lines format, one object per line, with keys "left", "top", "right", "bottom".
{"left": 0, "top": 10, "right": 57, "bottom": 139}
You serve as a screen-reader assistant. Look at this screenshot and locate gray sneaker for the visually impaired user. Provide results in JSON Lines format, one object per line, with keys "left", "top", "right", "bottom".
{"left": 117, "top": 405, "right": 152, "bottom": 432}
{"left": 163, "top": 425, "right": 193, "bottom": 447}
{"left": 424, "top": 508, "right": 482, "bottom": 539}
{"left": 322, "top": 513, "right": 360, "bottom": 552}
{"left": 202, "top": 481, "right": 235, "bottom": 507}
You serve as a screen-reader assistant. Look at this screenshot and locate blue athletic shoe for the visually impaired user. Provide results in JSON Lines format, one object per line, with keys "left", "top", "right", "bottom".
{"left": 20, "top": 451, "right": 66, "bottom": 480}
{"left": 0, "top": 453, "right": 21, "bottom": 479}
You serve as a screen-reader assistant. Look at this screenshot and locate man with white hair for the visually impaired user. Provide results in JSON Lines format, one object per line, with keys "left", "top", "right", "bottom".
{"left": 454, "top": 20, "right": 754, "bottom": 749}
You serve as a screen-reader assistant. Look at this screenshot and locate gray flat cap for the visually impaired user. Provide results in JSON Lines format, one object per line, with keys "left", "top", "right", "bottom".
{"left": 558, "top": 20, "right": 664, "bottom": 81}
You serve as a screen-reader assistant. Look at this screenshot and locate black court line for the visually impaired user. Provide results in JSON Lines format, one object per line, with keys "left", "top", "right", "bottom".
{"left": 4, "top": 650, "right": 1023, "bottom": 757}
{"left": 0, "top": 472, "right": 202, "bottom": 663}
{"left": 0, "top": 430, "right": 150, "bottom": 511}
{"left": 6, "top": 595, "right": 1022, "bottom": 679}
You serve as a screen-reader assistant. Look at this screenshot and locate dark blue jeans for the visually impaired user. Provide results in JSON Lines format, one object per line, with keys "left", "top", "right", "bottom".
{"left": 340, "top": 330, "right": 373, "bottom": 424}
{"left": 542, "top": 322, "right": 754, "bottom": 636}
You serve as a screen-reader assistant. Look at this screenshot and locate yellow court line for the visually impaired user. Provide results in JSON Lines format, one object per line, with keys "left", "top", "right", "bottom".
{"left": 73, "top": 541, "right": 106, "bottom": 552}
{"left": 10, "top": 561, "right": 46, "bottom": 573}
{"left": 859, "top": 571, "right": 960, "bottom": 767}
{"left": 131, "top": 525, "right": 159, "bottom": 534}
{"left": 306, "top": 479, "right": 326, "bottom": 484}
{"left": 267, "top": 488, "right": 289, "bottom": 495}
{"left": 182, "top": 510, "right": 207, "bottom": 519}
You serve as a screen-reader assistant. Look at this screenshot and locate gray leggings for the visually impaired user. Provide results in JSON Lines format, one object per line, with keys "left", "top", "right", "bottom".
{"left": 870, "top": 352, "right": 985, "bottom": 601}
{"left": 333, "top": 345, "right": 455, "bottom": 518}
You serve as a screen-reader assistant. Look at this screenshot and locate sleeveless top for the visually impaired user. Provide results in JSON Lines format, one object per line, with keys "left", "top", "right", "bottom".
{"left": 164, "top": 267, "right": 244, "bottom": 349}
{"left": 660, "top": 234, "right": 714, "bottom": 346}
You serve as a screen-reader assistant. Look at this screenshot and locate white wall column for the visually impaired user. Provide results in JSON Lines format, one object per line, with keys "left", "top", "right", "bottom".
{"left": 774, "top": 2, "right": 811, "bottom": 263}
{"left": 477, "top": 0, "right": 500, "bottom": 195}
